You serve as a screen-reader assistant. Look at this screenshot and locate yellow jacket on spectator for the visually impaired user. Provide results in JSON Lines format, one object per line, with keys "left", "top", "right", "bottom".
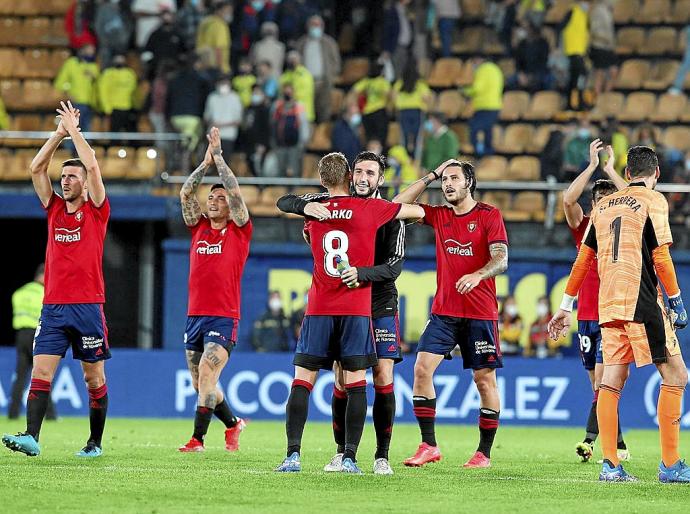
{"left": 0, "top": 96, "right": 9, "bottom": 130}
{"left": 12, "top": 281, "right": 43, "bottom": 330}
{"left": 98, "top": 67, "right": 138, "bottom": 115}
{"left": 393, "top": 79, "right": 431, "bottom": 111}
{"left": 384, "top": 145, "right": 418, "bottom": 194}
{"left": 196, "top": 14, "right": 231, "bottom": 73}
{"left": 563, "top": 4, "right": 589, "bottom": 57}
{"left": 463, "top": 61, "right": 503, "bottom": 111}
{"left": 352, "top": 77, "right": 391, "bottom": 115}
{"left": 54, "top": 56, "right": 100, "bottom": 107}
{"left": 280, "top": 65, "right": 315, "bottom": 122}
{"left": 233, "top": 74, "right": 257, "bottom": 108}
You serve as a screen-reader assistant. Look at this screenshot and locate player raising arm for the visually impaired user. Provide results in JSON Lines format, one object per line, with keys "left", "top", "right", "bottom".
{"left": 550, "top": 146, "right": 689, "bottom": 483}
{"left": 393, "top": 159, "right": 508, "bottom": 469}
{"left": 177, "top": 127, "right": 251, "bottom": 453}
{"left": 3, "top": 101, "right": 111, "bottom": 458}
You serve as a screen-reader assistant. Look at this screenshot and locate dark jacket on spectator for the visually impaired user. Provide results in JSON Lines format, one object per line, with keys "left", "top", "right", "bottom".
{"left": 145, "top": 23, "right": 185, "bottom": 79}
{"left": 382, "top": 6, "right": 400, "bottom": 54}
{"left": 331, "top": 118, "right": 362, "bottom": 166}
{"left": 243, "top": 102, "right": 272, "bottom": 152}
{"left": 165, "top": 68, "right": 210, "bottom": 118}
{"left": 252, "top": 310, "right": 290, "bottom": 352}
{"left": 515, "top": 35, "right": 550, "bottom": 75}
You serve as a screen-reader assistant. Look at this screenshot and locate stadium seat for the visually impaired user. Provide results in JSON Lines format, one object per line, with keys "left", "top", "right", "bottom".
{"left": 0, "top": 18, "right": 21, "bottom": 45}
{"left": 476, "top": 156, "right": 508, "bottom": 181}
{"left": 679, "top": 27, "right": 688, "bottom": 53}
{"left": 301, "top": 153, "right": 320, "bottom": 178}
{"left": 613, "top": 0, "right": 640, "bottom": 23}
{"left": 650, "top": 93, "right": 687, "bottom": 122}
{"left": 545, "top": 0, "right": 571, "bottom": 23}
{"left": 47, "top": 149, "right": 72, "bottom": 180}
{"left": 307, "top": 122, "right": 332, "bottom": 152}
{"left": 22, "top": 79, "right": 62, "bottom": 109}
{"left": 127, "top": 148, "right": 158, "bottom": 180}
{"left": 680, "top": 102, "right": 690, "bottom": 123}
{"left": 512, "top": 192, "right": 545, "bottom": 219}
{"left": 1, "top": 79, "right": 23, "bottom": 109}
{"left": 481, "top": 191, "right": 511, "bottom": 211}
{"left": 635, "top": 0, "right": 671, "bottom": 24}
{"left": 662, "top": 126, "right": 690, "bottom": 152}
{"left": 239, "top": 185, "right": 261, "bottom": 210}
{"left": 21, "top": 17, "right": 52, "bottom": 46}
{"left": 615, "top": 60, "right": 650, "bottom": 89}
{"left": 618, "top": 92, "right": 656, "bottom": 122}
{"left": 255, "top": 186, "right": 288, "bottom": 216}
{"left": 21, "top": 49, "right": 53, "bottom": 79}
{"left": 43, "top": 0, "right": 73, "bottom": 15}
{"left": 449, "top": 123, "right": 472, "bottom": 154}
{"left": 461, "top": 0, "right": 485, "bottom": 20}
{"left": 228, "top": 154, "right": 250, "bottom": 177}
{"left": 616, "top": 28, "right": 645, "bottom": 55}
{"left": 507, "top": 156, "right": 540, "bottom": 181}
{"left": 497, "top": 58, "right": 516, "bottom": 81}
{"left": 10, "top": 114, "right": 44, "bottom": 131}
{"left": 0, "top": 49, "right": 22, "bottom": 78}
{"left": 15, "top": 0, "right": 41, "bottom": 15}
{"left": 338, "top": 58, "right": 368, "bottom": 85}
{"left": 671, "top": 0, "right": 690, "bottom": 23}
{"left": 494, "top": 124, "right": 534, "bottom": 154}
{"left": 102, "top": 147, "right": 135, "bottom": 179}
{"left": 526, "top": 124, "right": 555, "bottom": 153}
{"left": 499, "top": 91, "right": 530, "bottom": 121}
{"left": 641, "top": 27, "right": 678, "bottom": 56}
{"left": 523, "top": 91, "right": 562, "bottom": 120}
{"left": 589, "top": 92, "right": 625, "bottom": 121}
{"left": 428, "top": 58, "right": 463, "bottom": 88}
{"left": 643, "top": 60, "right": 680, "bottom": 90}
{"left": 50, "top": 49, "right": 71, "bottom": 77}
{"left": 4, "top": 149, "right": 35, "bottom": 180}
{"left": 436, "top": 90, "right": 465, "bottom": 119}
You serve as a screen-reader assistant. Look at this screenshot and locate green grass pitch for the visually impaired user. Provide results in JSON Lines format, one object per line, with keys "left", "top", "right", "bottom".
{"left": 2, "top": 417, "right": 690, "bottom": 513}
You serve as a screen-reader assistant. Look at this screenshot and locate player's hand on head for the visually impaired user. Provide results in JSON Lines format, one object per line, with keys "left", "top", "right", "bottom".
{"left": 588, "top": 139, "right": 603, "bottom": 168}
{"left": 340, "top": 267, "right": 360, "bottom": 288}
{"left": 455, "top": 273, "right": 481, "bottom": 295}
{"left": 432, "top": 159, "right": 460, "bottom": 180}
{"left": 304, "top": 202, "right": 331, "bottom": 221}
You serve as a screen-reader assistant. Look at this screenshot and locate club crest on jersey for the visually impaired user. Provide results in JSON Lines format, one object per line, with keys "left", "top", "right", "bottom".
{"left": 54, "top": 227, "right": 81, "bottom": 243}
{"left": 468, "top": 221, "right": 477, "bottom": 232}
{"left": 196, "top": 240, "right": 222, "bottom": 255}
{"left": 444, "top": 239, "right": 473, "bottom": 256}
{"left": 76, "top": 211, "right": 83, "bottom": 222}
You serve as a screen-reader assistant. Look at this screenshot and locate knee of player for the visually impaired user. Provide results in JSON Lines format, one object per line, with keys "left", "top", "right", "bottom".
{"left": 32, "top": 367, "right": 55, "bottom": 382}
{"left": 83, "top": 371, "right": 106, "bottom": 389}
{"left": 413, "top": 361, "right": 433, "bottom": 381}
{"left": 473, "top": 371, "right": 496, "bottom": 393}
{"left": 373, "top": 364, "right": 394, "bottom": 387}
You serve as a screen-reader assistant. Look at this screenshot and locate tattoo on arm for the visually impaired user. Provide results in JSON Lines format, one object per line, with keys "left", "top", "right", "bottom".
{"left": 477, "top": 243, "right": 508, "bottom": 279}
{"left": 422, "top": 175, "right": 434, "bottom": 186}
{"left": 213, "top": 150, "right": 250, "bottom": 226}
{"left": 180, "top": 162, "right": 209, "bottom": 226}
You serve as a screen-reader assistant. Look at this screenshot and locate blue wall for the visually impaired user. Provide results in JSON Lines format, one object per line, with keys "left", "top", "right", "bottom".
{"left": 1, "top": 349, "right": 687, "bottom": 429}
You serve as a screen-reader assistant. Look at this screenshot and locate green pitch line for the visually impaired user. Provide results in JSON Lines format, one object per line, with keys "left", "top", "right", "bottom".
{"left": 2, "top": 418, "right": 690, "bottom": 513}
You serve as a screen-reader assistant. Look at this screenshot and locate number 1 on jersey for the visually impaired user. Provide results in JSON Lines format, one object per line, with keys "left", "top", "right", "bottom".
{"left": 610, "top": 216, "right": 622, "bottom": 263}
{"left": 323, "top": 230, "right": 349, "bottom": 277}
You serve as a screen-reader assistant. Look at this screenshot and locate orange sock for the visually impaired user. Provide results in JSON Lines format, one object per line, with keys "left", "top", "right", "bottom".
{"left": 658, "top": 384, "right": 685, "bottom": 467}
{"left": 597, "top": 385, "right": 621, "bottom": 467}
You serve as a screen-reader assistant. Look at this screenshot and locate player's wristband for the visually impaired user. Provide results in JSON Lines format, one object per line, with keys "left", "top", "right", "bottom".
{"left": 669, "top": 293, "right": 684, "bottom": 309}
{"left": 559, "top": 294, "right": 576, "bottom": 312}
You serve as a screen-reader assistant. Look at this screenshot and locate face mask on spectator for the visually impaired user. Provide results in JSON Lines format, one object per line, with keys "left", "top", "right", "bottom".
{"left": 349, "top": 113, "right": 362, "bottom": 126}
{"left": 309, "top": 27, "right": 323, "bottom": 39}
{"left": 286, "top": 62, "right": 296, "bottom": 71}
{"left": 269, "top": 298, "right": 282, "bottom": 312}
{"left": 218, "top": 83, "right": 231, "bottom": 94}
{"left": 536, "top": 303, "right": 549, "bottom": 317}
{"left": 251, "top": 93, "right": 264, "bottom": 105}
{"left": 81, "top": 53, "right": 95, "bottom": 62}
{"left": 577, "top": 128, "right": 590, "bottom": 138}
{"left": 388, "top": 157, "right": 399, "bottom": 168}
{"left": 424, "top": 120, "right": 435, "bottom": 133}
{"left": 252, "top": 0, "right": 265, "bottom": 12}
{"left": 284, "top": 92, "right": 293, "bottom": 101}
{"left": 506, "top": 305, "right": 518, "bottom": 317}
{"left": 579, "top": 2, "right": 589, "bottom": 11}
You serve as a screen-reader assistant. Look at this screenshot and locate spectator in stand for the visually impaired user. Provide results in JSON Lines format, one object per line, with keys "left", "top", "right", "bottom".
{"left": 352, "top": 60, "right": 391, "bottom": 146}
{"left": 539, "top": 126, "right": 566, "bottom": 180}
{"left": 0, "top": 94, "right": 9, "bottom": 130}
{"left": 256, "top": 60, "right": 279, "bottom": 100}
{"left": 331, "top": 102, "right": 363, "bottom": 166}
{"left": 250, "top": 22, "right": 285, "bottom": 80}
{"left": 204, "top": 74, "right": 243, "bottom": 157}
{"left": 251, "top": 291, "right": 291, "bottom": 352}
{"left": 166, "top": 54, "right": 211, "bottom": 163}
{"left": 463, "top": 57, "right": 503, "bottom": 157}
{"left": 271, "top": 83, "right": 310, "bottom": 177}
{"left": 65, "top": 0, "right": 97, "bottom": 52}
{"left": 529, "top": 296, "right": 552, "bottom": 359}
{"left": 560, "top": 1, "right": 590, "bottom": 111}
{"left": 589, "top": 0, "right": 617, "bottom": 96}
{"left": 176, "top": 0, "right": 207, "bottom": 51}
{"left": 385, "top": 144, "right": 418, "bottom": 198}
{"left": 634, "top": 123, "right": 682, "bottom": 176}
{"left": 600, "top": 116, "right": 628, "bottom": 174}
{"left": 499, "top": 295, "right": 523, "bottom": 356}
{"left": 94, "top": 0, "right": 133, "bottom": 69}
{"left": 232, "top": 58, "right": 257, "bottom": 108}
{"left": 383, "top": 0, "right": 413, "bottom": 79}
{"left": 392, "top": 60, "right": 432, "bottom": 155}
{"left": 432, "top": 0, "right": 462, "bottom": 58}
{"left": 421, "top": 111, "right": 460, "bottom": 171}
{"left": 295, "top": 15, "right": 341, "bottom": 123}
{"left": 279, "top": 51, "right": 315, "bottom": 123}
{"left": 132, "top": 0, "right": 177, "bottom": 48}
{"left": 98, "top": 54, "right": 138, "bottom": 133}
{"left": 517, "top": 0, "right": 546, "bottom": 28}
{"left": 242, "top": 84, "right": 272, "bottom": 175}
{"left": 669, "top": 25, "right": 690, "bottom": 95}
{"left": 563, "top": 118, "right": 596, "bottom": 179}
{"left": 290, "top": 291, "right": 308, "bottom": 342}
{"left": 276, "top": 0, "right": 319, "bottom": 45}
{"left": 196, "top": 0, "right": 232, "bottom": 76}
{"left": 147, "top": 60, "right": 176, "bottom": 158}
{"left": 54, "top": 44, "right": 99, "bottom": 134}
{"left": 509, "top": 23, "right": 552, "bottom": 91}
{"left": 143, "top": 9, "right": 185, "bottom": 81}
{"left": 668, "top": 153, "right": 690, "bottom": 214}
{"left": 238, "top": 0, "right": 277, "bottom": 56}
{"left": 487, "top": 0, "right": 518, "bottom": 54}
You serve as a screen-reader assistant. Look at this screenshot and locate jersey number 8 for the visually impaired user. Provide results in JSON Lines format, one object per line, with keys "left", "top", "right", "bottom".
{"left": 323, "top": 230, "right": 349, "bottom": 278}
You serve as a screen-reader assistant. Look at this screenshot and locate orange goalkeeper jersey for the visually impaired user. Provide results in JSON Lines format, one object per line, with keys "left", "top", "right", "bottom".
{"left": 582, "top": 183, "right": 673, "bottom": 324}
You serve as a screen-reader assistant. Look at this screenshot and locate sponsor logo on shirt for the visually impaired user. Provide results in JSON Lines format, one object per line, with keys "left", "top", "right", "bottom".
{"left": 55, "top": 227, "right": 81, "bottom": 243}
{"left": 76, "top": 211, "right": 83, "bottom": 222}
{"left": 444, "top": 239, "right": 473, "bottom": 256}
{"left": 196, "top": 240, "right": 222, "bottom": 255}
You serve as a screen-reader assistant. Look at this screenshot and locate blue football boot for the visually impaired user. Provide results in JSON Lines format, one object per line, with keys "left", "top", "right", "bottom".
{"left": 275, "top": 452, "right": 301, "bottom": 472}
{"left": 76, "top": 442, "right": 103, "bottom": 458}
{"left": 659, "top": 459, "right": 690, "bottom": 483}
{"left": 341, "top": 458, "right": 363, "bottom": 474}
{"left": 2, "top": 432, "right": 41, "bottom": 456}
{"left": 599, "top": 459, "right": 638, "bottom": 482}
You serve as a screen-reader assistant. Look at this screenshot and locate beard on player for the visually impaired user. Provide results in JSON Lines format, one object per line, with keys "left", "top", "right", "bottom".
{"left": 442, "top": 181, "right": 470, "bottom": 205}
{"left": 206, "top": 187, "right": 230, "bottom": 221}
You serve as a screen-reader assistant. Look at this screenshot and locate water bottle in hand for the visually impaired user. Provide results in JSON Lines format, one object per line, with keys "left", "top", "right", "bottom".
{"left": 335, "top": 256, "right": 359, "bottom": 289}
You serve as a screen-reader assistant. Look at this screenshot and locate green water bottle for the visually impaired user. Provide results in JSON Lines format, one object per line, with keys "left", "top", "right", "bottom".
{"left": 335, "top": 255, "right": 359, "bottom": 288}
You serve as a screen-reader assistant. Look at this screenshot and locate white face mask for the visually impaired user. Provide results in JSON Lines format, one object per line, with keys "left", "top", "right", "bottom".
{"left": 218, "top": 84, "right": 231, "bottom": 94}
{"left": 505, "top": 305, "right": 518, "bottom": 317}
{"left": 269, "top": 298, "right": 282, "bottom": 312}
{"left": 536, "top": 303, "right": 549, "bottom": 317}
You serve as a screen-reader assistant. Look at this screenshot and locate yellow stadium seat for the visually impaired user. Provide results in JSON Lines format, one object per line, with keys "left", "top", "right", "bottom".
{"left": 589, "top": 92, "right": 625, "bottom": 121}
{"left": 0, "top": 1, "right": 15, "bottom": 15}
{"left": 0, "top": 18, "right": 21, "bottom": 45}
{"left": 428, "top": 58, "right": 463, "bottom": 88}
{"left": 0, "top": 49, "right": 22, "bottom": 78}
{"left": 127, "top": 148, "right": 158, "bottom": 180}
{"left": 47, "top": 149, "right": 72, "bottom": 180}
{"left": 641, "top": 27, "right": 678, "bottom": 56}
{"left": 527, "top": 124, "right": 556, "bottom": 153}
{"left": 301, "top": 153, "right": 320, "bottom": 178}
{"left": 635, "top": 0, "right": 671, "bottom": 24}
{"left": 545, "top": 0, "right": 571, "bottom": 23}
{"left": 307, "top": 122, "right": 332, "bottom": 152}
{"left": 616, "top": 28, "right": 645, "bottom": 55}
{"left": 481, "top": 191, "right": 511, "bottom": 211}
{"left": 11, "top": 114, "right": 44, "bottom": 131}
{"left": 643, "top": 60, "right": 680, "bottom": 90}
{"left": 1, "top": 79, "right": 24, "bottom": 109}
{"left": 616, "top": 60, "right": 650, "bottom": 89}
{"left": 618, "top": 92, "right": 656, "bottom": 122}
{"left": 337, "top": 58, "right": 368, "bottom": 85}
{"left": 21, "top": 49, "right": 53, "bottom": 79}
{"left": 4, "top": 150, "right": 35, "bottom": 181}
{"left": 650, "top": 93, "right": 687, "bottom": 123}
{"left": 238, "top": 185, "right": 261, "bottom": 209}
{"left": 436, "top": 90, "right": 465, "bottom": 119}
{"left": 461, "top": 0, "right": 485, "bottom": 20}
{"left": 15, "top": 0, "right": 41, "bottom": 15}
{"left": 499, "top": 91, "right": 530, "bottom": 121}
{"left": 494, "top": 124, "right": 534, "bottom": 154}
{"left": 497, "top": 58, "right": 516, "bottom": 81}
{"left": 679, "top": 102, "right": 690, "bottom": 123}
{"left": 102, "top": 147, "right": 135, "bottom": 179}
{"left": 43, "top": 0, "right": 73, "bottom": 15}
{"left": 523, "top": 91, "right": 562, "bottom": 121}
{"left": 48, "top": 16, "right": 69, "bottom": 46}
{"left": 614, "top": 0, "right": 640, "bottom": 23}
{"left": 662, "top": 126, "right": 690, "bottom": 152}
{"left": 512, "top": 192, "right": 545, "bottom": 219}
{"left": 255, "top": 186, "right": 288, "bottom": 217}
{"left": 21, "top": 17, "right": 52, "bottom": 46}
{"left": 476, "top": 156, "right": 508, "bottom": 181}
{"left": 449, "top": 123, "right": 472, "bottom": 154}
{"left": 23, "top": 80, "right": 62, "bottom": 110}
{"left": 507, "top": 156, "right": 540, "bottom": 181}
{"left": 671, "top": 0, "right": 690, "bottom": 22}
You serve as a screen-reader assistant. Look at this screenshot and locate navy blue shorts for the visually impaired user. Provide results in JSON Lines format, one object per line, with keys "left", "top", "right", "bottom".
{"left": 373, "top": 315, "right": 402, "bottom": 363}
{"left": 184, "top": 316, "right": 239, "bottom": 353}
{"left": 294, "top": 315, "right": 377, "bottom": 371}
{"left": 33, "top": 304, "right": 111, "bottom": 363}
{"left": 578, "top": 320, "right": 603, "bottom": 370}
{"left": 417, "top": 314, "right": 503, "bottom": 370}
